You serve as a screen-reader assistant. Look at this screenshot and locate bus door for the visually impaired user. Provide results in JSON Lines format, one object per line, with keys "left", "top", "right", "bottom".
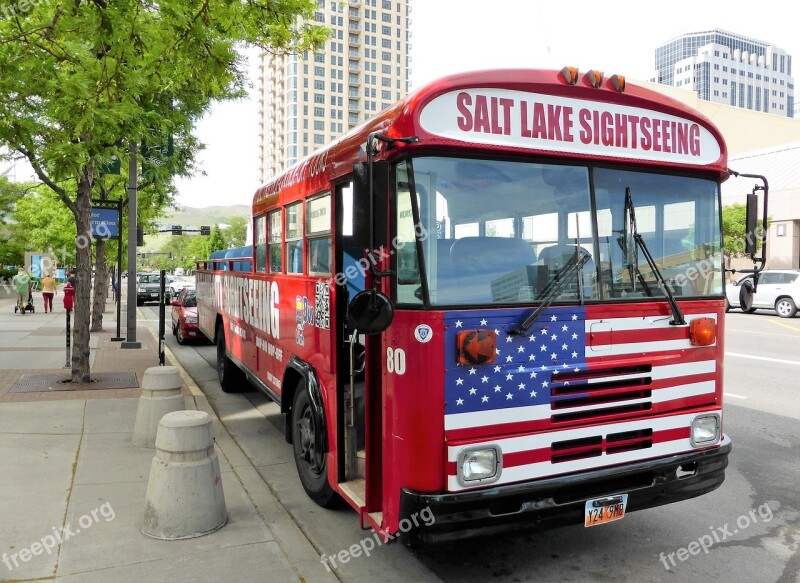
{"left": 334, "top": 179, "right": 385, "bottom": 520}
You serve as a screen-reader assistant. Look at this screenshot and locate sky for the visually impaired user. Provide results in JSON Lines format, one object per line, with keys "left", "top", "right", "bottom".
{"left": 7, "top": 1, "right": 798, "bottom": 209}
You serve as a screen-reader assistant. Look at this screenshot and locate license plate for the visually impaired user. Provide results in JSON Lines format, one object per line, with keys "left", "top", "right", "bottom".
{"left": 584, "top": 494, "right": 628, "bottom": 527}
{"left": 150, "top": 293, "right": 158, "bottom": 297}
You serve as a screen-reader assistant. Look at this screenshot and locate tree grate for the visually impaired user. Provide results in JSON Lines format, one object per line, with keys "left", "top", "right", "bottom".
{"left": 9, "top": 372, "right": 139, "bottom": 393}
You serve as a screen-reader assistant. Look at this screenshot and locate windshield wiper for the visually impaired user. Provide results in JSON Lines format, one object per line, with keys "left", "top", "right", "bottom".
{"left": 624, "top": 187, "right": 686, "bottom": 326}
{"left": 508, "top": 250, "right": 591, "bottom": 336}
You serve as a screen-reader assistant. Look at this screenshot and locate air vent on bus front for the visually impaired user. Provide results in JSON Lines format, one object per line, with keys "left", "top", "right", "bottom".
{"left": 550, "top": 364, "right": 653, "bottom": 423}
{"left": 551, "top": 429, "right": 653, "bottom": 463}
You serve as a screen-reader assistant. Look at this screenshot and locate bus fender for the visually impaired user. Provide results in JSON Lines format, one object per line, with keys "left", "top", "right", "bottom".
{"left": 281, "top": 357, "right": 328, "bottom": 453}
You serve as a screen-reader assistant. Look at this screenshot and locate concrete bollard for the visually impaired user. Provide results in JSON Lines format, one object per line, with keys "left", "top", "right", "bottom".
{"left": 132, "top": 366, "right": 185, "bottom": 448}
{"left": 141, "top": 410, "right": 227, "bottom": 540}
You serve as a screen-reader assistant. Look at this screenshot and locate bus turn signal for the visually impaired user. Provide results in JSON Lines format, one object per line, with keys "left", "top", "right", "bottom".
{"left": 689, "top": 317, "right": 716, "bottom": 346}
{"left": 457, "top": 329, "right": 497, "bottom": 365}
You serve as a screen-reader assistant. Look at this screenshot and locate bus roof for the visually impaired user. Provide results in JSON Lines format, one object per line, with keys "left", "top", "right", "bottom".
{"left": 253, "top": 68, "right": 728, "bottom": 213}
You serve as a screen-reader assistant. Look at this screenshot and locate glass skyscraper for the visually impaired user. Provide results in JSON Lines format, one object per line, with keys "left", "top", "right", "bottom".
{"left": 652, "top": 29, "right": 794, "bottom": 118}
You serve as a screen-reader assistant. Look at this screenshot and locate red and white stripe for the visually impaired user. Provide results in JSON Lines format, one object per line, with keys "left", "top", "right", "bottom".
{"left": 446, "top": 411, "right": 726, "bottom": 492}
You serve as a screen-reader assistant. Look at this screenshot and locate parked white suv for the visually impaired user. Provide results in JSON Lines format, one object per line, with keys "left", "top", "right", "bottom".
{"left": 725, "top": 269, "right": 800, "bottom": 318}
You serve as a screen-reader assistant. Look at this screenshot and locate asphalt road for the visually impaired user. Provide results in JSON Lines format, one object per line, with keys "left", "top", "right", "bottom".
{"left": 154, "top": 307, "right": 800, "bottom": 583}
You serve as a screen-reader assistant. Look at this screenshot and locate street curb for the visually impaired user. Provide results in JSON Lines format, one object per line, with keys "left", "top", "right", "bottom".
{"left": 145, "top": 324, "right": 339, "bottom": 583}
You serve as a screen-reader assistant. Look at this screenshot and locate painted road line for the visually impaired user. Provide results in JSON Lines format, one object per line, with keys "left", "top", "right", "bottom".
{"left": 725, "top": 352, "right": 800, "bottom": 366}
{"left": 724, "top": 393, "right": 748, "bottom": 400}
{"left": 768, "top": 320, "right": 800, "bottom": 332}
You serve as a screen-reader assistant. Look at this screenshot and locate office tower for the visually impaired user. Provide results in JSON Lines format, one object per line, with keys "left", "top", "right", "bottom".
{"left": 652, "top": 29, "right": 794, "bottom": 118}
{"left": 258, "top": 0, "right": 412, "bottom": 182}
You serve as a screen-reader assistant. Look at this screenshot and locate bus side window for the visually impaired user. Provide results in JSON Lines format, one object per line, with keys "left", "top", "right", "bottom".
{"left": 307, "top": 193, "right": 332, "bottom": 275}
{"left": 268, "top": 210, "right": 283, "bottom": 273}
{"left": 286, "top": 202, "right": 303, "bottom": 274}
{"left": 255, "top": 215, "right": 267, "bottom": 273}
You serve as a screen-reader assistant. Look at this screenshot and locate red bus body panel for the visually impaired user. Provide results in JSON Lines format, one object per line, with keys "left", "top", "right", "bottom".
{"left": 196, "top": 69, "right": 731, "bottom": 540}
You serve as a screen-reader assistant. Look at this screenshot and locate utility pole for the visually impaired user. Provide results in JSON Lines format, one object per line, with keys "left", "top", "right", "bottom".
{"left": 121, "top": 141, "right": 141, "bottom": 349}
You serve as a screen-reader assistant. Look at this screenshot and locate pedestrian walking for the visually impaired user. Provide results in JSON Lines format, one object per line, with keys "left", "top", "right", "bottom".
{"left": 40, "top": 272, "right": 57, "bottom": 313}
{"left": 11, "top": 268, "right": 30, "bottom": 315}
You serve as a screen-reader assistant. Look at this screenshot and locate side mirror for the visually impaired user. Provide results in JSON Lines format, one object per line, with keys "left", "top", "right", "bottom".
{"left": 347, "top": 289, "right": 394, "bottom": 335}
{"left": 744, "top": 192, "right": 759, "bottom": 256}
{"left": 352, "top": 160, "right": 390, "bottom": 252}
{"left": 171, "top": 300, "right": 180, "bottom": 307}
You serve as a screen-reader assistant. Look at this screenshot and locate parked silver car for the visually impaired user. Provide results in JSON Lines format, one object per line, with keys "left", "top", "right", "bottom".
{"left": 725, "top": 269, "right": 800, "bottom": 318}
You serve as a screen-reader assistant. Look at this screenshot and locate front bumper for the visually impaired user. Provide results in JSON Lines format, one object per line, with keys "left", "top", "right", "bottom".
{"left": 400, "top": 438, "right": 731, "bottom": 545}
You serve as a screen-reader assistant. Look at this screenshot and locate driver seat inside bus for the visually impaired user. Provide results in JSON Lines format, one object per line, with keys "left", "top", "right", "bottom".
{"left": 538, "top": 244, "right": 595, "bottom": 299}
{"left": 445, "top": 236, "right": 537, "bottom": 303}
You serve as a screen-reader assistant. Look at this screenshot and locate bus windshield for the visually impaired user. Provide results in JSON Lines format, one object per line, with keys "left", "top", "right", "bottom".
{"left": 395, "top": 157, "right": 722, "bottom": 306}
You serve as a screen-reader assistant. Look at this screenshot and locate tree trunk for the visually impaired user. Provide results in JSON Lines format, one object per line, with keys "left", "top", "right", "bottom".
{"left": 71, "top": 170, "right": 94, "bottom": 383}
{"left": 91, "top": 239, "right": 109, "bottom": 332}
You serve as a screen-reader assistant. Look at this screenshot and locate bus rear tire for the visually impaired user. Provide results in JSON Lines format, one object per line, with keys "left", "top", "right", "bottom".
{"left": 216, "top": 332, "right": 242, "bottom": 393}
{"left": 291, "top": 381, "right": 338, "bottom": 508}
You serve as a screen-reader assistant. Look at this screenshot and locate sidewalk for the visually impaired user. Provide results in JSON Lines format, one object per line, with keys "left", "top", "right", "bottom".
{"left": 0, "top": 288, "right": 338, "bottom": 583}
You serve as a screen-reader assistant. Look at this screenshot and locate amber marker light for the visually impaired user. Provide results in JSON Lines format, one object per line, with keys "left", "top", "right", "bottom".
{"left": 689, "top": 317, "right": 717, "bottom": 346}
{"left": 586, "top": 70, "right": 604, "bottom": 88}
{"left": 610, "top": 74, "right": 626, "bottom": 92}
{"left": 561, "top": 66, "right": 579, "bottom": 85}
{"left": 457, "top": 329, "right": 497, "bottom": 365}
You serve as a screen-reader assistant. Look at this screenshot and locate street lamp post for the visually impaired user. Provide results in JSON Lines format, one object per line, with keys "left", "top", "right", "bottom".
{"left": 122, "top": 141, "right": 141, "bottom": 349}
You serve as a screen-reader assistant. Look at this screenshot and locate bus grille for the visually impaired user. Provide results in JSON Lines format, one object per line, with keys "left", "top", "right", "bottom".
{"left": 550, "top": 364, "right": 653, "bottom": 423}
{"left": 551, "top": 429, "right": 653, "bottom": 463}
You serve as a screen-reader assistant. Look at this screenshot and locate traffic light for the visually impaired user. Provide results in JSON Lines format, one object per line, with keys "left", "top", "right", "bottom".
{"left": 171, "top": 225, "right": 183, "bottom": 236}
{"left": 200, "top": 225, "right": 211, "bottom": 236}
{"left": 136, "top": 225, "right": 144, "bottom": 246}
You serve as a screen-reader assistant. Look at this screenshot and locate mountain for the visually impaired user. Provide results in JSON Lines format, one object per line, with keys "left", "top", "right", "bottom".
{"left": 142, "top": 204, "right": 251, "bottom": 251}
{"left": 159, "top": 204, "right": 251, "bottom": 227}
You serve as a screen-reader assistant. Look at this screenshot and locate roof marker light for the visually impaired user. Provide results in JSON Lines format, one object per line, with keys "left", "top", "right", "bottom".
{"left": 586, "top": 70, "right": 603, "bottom": 88}
{"left": 561, "top": 66, "right": 579, "bottom": 85}
{"left": 610, "top": 74, "right": 626, "bottom": 92}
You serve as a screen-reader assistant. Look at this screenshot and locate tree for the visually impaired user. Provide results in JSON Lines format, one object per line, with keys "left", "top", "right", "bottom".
{"left": 0, "top": 2, "right": 327, "bottom": 382}
{"left": 224, "top": 216, "right": 249, "bottom": 248}
{"left": 0, "top": 177, "right": 32, "bottom": 267}
{"left": 207, "top": 225, "right": 226, "bottom": 256}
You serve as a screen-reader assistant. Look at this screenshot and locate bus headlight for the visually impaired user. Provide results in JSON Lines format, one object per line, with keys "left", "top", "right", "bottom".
{"left": 457, "top": 445, "right": 502, "bottom": 486}
{"left": 691, "top": 414, "right": 720, "bottom": 447}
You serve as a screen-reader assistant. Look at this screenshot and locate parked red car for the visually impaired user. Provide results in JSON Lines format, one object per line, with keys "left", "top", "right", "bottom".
{"left": 170, "top": 287, "right": 204, "bottom": 345}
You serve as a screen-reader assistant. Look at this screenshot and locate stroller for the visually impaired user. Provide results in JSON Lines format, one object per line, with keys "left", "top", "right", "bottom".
{"left": 14, "top": 285, "right": 35, "bottom": 314}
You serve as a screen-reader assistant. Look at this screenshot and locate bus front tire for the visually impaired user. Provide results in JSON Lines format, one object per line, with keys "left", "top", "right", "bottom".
{"left": 291, "top": 382, "right": 338, "bottom": 508}
{"left": 216, "top": 332, "right": 242, "bottom": 393}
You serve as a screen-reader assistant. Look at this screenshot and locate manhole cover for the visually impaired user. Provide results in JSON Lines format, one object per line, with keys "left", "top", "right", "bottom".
{"left": 10, "top": 372, "right": 139, "bottom": 393}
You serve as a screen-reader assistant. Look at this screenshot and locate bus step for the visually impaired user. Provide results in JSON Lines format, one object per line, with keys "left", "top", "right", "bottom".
{"left": 357, "top": 449, "right": 366, "bottom": 480}
{"left": 339, "top": 479, "right": 366, "bottom": 508}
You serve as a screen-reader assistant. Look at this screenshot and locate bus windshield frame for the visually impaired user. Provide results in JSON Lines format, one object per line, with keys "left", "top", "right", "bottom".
{"left": 394, "top": 156, "right": 723, "bottom": 307}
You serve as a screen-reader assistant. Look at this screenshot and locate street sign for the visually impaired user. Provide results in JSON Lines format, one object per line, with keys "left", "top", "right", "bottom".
{"left": 91, "top": 201, "right": 121, "bottom": 239}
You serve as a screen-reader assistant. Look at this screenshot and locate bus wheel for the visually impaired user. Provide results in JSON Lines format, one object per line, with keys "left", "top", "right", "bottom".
{"left": 216, "top": 332, "right": 242, "bottom": 393}
{"left": 291, "top": 381, "right": 337, "bottom": 507}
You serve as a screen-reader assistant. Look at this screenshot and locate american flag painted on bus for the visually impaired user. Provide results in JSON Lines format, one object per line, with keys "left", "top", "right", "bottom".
{"left": 443, "top": 305, "right": 722, "bottom": 491}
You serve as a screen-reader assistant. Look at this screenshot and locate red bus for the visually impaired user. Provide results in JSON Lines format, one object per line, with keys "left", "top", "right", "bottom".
{"left": 196, "top": 68, "right": 768, "bottom": 544}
